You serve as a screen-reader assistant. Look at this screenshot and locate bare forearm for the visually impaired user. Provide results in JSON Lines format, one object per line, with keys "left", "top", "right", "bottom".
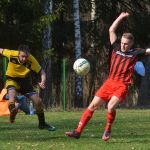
{"left": 109, "top": 17, "right": 123, "bottom": 32}
{"left": 38, "top": 69, "right": 46, "bottom": 89}
{"left": 109, "top": 12, "right": 129, "bottom": 33}
{"left": 41, "top": 70, "right": 46, "bottom": 83}
{"left": 109, "top": 12, "right": 130, "bottom": 44}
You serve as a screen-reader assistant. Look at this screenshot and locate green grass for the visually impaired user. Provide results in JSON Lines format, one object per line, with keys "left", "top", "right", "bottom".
{"left": 0, "top": 109, "right": 150, "bottom": 150}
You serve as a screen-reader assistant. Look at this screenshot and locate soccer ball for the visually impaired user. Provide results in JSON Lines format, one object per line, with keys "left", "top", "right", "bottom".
{"left": 73, "top": 58, "right": 90, "bottom": 76}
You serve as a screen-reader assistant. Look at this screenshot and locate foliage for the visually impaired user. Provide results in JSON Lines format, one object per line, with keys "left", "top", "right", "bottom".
{"left": 0, "top": 0, "right": 150, "bottom": 108}
{"left": 0, "top": 0, "right": 64, "bottom": 56}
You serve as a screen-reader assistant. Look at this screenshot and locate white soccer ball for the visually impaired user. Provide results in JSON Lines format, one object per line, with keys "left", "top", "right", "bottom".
{"left": 73, "top": 58, "right": 90, "bottom": 76}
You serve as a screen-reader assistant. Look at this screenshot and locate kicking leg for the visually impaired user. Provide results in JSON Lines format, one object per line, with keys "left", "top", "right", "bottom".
{"left": 65, "top": 96, "right": 105, "bottom": 139}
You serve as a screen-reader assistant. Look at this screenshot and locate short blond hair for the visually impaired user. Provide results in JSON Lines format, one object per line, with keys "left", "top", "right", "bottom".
{"left": 122, "top": 33, "right": 134, "bottom": 42}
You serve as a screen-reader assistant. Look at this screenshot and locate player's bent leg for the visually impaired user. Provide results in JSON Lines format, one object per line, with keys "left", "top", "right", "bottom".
{"left": 29, "top": 93, "right": 56, "bottom": 131}
{"left": 102, "top": 96, "right": 119, "bottom": 141}
{"left": 65, "top": 96, "right": 105, "bottom": 139}
{"left": 7, "top": 88, "right": 18, "bottom": 123}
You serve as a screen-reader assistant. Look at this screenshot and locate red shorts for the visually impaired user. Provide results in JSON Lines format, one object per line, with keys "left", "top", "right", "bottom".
{"left": 95, "top": 79, "right": 128, "bottom": 102}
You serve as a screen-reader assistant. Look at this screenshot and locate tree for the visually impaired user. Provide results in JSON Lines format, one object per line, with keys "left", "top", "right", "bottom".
{"left": 40, "top": 0, "right": 53, "bottom": 108}
{"left": 72, "top": 0, "right": 83, "bottom": 107}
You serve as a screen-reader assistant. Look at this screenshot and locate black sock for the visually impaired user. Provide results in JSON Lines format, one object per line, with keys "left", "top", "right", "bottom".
{"left": 37, "top": 112, "right": 45, "bottom": 125}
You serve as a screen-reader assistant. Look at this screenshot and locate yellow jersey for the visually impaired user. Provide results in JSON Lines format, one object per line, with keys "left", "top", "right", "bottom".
{"left": 2, "top": 49, "right": 41, "bottom": 78}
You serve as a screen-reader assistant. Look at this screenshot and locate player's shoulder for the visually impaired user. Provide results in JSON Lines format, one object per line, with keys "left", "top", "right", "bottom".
{"left": 129, "top": 48, "right": 146, "bottom": 55}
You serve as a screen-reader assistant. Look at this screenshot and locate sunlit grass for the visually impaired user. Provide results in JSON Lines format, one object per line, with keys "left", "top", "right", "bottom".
{"left": 0, "top": 109, "right": 150, "bottom": 150}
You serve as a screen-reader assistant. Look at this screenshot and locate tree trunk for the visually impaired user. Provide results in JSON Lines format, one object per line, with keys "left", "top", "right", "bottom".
{"left": 73, "top": 0, "right": 83, "bottom": 107}
{"left": 41, "top": 0, "right": 53, "bottom": 108}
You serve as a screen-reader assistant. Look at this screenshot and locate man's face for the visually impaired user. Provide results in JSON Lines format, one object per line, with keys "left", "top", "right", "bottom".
{"left": 121, "top": 37, "right": 133, "bottom": 52}
{"left": 18, "top": 51, "right": 29, "bottom": 63}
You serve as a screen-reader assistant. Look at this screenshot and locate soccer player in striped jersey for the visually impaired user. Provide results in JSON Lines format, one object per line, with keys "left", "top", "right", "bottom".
{"left": 65, "top": 12, "right": 150, "bottom": 141}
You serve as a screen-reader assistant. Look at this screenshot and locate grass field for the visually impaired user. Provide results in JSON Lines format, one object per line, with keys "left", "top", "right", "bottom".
{"left": 0, "top": 109, "right": 150, "bottom": 150}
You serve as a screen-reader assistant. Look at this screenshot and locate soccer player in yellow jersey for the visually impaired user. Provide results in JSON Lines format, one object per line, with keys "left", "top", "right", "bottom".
{"left": 0, "top": 45, "right": 55, "bottom": 131}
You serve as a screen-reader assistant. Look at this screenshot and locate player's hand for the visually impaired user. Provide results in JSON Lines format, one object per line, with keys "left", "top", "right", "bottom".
{"left": 119, "top": 12, "right": 130, "bottom": 19}
{"left": 38, "top": 82, "right": 45, "bottom": 89}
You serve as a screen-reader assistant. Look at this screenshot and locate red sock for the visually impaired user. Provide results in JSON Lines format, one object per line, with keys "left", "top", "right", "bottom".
{"left": 76, "top": 108, "right": 94, "bottom": 133}
{"left": 105, "top": 111, "right": 116, "bottom": 132}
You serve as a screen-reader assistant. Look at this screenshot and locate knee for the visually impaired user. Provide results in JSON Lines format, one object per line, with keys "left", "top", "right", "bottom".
{"left": 34, "top": 101, "right": 43, "bottom": 113}
{"left": 107, "top": 103, "right": 116, "bottom": 112}
{"left": 31, "top": 96, "right": 42, "bottom": 107}
{"left": 88, "top": 104, "right": 98, "bottom": 111}
{"left": 8, "top": 90, "right": 16, "bottom": 101}
{"left": 34, "top": 98, "right": 42, "bottom": 107}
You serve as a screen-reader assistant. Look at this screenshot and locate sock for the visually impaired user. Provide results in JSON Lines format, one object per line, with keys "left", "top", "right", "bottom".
{"left": 37, "top": 112, "right": 45, "bottom": 125}
{"left": 105, "top": 111, "right": 116, "bottom": 132}
{"left": 8, "top": 102, "right": 15, "bottom": 113}
{"left": 76, "top": 108, "right": 94, "bottom": 133}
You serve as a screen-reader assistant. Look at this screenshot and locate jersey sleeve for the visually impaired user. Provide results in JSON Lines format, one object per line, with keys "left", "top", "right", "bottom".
{"left": 2, "top": 49, "right": 11, "bottom": 58}
{"left": 30, "top": 55, "right": 42, "bottom": 73}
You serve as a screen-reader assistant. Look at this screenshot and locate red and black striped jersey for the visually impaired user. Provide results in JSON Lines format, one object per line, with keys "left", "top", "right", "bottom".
{"left": 108, "top": 42, "right": 146, "bottom": 84}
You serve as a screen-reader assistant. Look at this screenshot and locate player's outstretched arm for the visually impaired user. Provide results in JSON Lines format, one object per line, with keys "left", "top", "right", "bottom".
{"left": 109, "top": 12, "right": 130, "bottom": 44}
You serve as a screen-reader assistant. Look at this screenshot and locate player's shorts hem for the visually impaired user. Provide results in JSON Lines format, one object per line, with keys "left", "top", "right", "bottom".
{"left": 95, "top": 79, "right": 128, "bottom": 102}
